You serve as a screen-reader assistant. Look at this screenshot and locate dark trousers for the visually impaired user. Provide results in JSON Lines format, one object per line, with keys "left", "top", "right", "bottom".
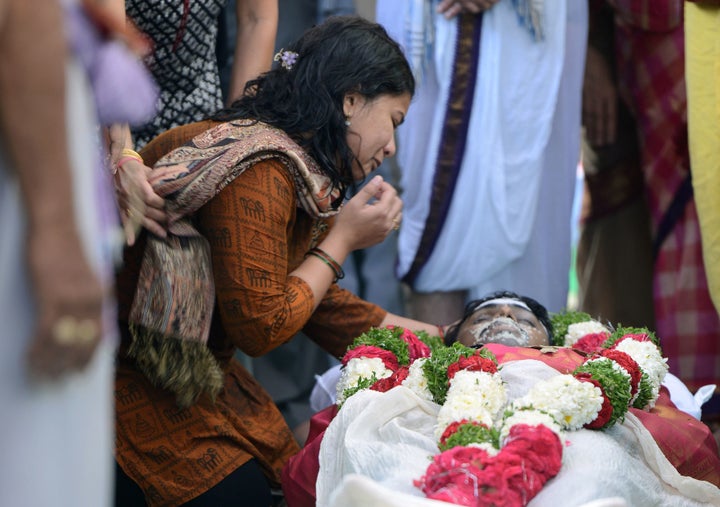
{"left": 114, "top": 459, "right": 274, "bottom": 507}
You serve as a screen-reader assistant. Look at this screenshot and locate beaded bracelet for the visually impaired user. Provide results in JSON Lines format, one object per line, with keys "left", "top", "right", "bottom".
{"left": 306, "top": 246, "right": 345, "bottom": 282}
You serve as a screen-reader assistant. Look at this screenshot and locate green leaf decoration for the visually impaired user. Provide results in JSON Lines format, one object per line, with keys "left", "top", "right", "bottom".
{"left": 422, "top": 342, "right": 476, "bottom": 405}
{"left": 439, "top": 422, "right": 500, "bottom": 452}
{"left": 550, "top": 310, "right": 593, "bottom": 346}
{"left": 573, "top": 358, "right": 632, "bottom": 428}
{"left": 352, "top": 326, "right": 410, "bottom": 365}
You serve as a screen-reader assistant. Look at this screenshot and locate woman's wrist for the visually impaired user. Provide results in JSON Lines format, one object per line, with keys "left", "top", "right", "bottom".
{"left": 114, "top": 148, "right": 144, "bottom": 174}
{"left": 305, "top": 246, "right": 345, "bottom": 282}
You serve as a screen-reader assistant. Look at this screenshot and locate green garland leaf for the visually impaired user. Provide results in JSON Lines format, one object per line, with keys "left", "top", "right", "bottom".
{"left": 339, "top": 374, "right": 378, "bottom": 408}
{"left": 422, "top": 342, "right": 476, "bottom": 405}
{"left": 352, "top": 326, "right": 410, "bottom": 365}
{"left": 632, "top": 371, "right": 655, "bottom": 409}
{"left": 415, "top": 329, "right": 445, "bottom": 353}
{"left": 573, "top": 358, "right": 632, "bottom": 428}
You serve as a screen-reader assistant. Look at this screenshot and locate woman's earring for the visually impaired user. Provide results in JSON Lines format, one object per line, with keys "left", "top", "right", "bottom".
{"left": 345, "top": 116, "right": 352, "bottom": 127}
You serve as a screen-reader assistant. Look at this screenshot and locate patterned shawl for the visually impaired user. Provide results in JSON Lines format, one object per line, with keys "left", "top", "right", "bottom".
{"left": 128, "top": 120, "right": 341, "bottom": 407}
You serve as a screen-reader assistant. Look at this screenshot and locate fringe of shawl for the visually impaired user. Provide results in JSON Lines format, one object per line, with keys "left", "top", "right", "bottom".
{"left": 128, "top": 323, "right": 224, "bottom": 408}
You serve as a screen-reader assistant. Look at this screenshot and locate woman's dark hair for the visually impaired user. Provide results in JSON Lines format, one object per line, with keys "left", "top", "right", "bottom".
{"left": 444, "top": 290, "right": 554, "bottom": 346}
{"left": 213, "top": 15, "right": 415, "bottom": 203}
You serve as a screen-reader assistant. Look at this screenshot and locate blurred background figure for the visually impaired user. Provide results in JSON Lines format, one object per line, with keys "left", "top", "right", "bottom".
{"left": 0, "top": 0, "right": 155, "bottom": 505}
{"left": 575, "top": 0, "right": 720, "bottom": 439}
{"left": 576, "top": 0, "right": 656, "bottom": 330}
{"left": 580, "top": 0, "right": 720, "bottom": 413}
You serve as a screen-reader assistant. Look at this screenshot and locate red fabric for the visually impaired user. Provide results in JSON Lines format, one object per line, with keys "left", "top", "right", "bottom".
{"left": 281, "top": 405, "right": 337, "bottom": 507}
{"left": 632, "top": 389, "right": 720, "bottom": 486}
{"left": 280, "top": 345, "right": 720, "bottom": 506}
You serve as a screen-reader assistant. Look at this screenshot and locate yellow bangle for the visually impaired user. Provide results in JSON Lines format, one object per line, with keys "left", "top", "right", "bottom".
{"left": 121, "top": 148, "right": 143, "bottom": 163}
{"left": 113, "top": 148, "right": 144, "bottom": 174}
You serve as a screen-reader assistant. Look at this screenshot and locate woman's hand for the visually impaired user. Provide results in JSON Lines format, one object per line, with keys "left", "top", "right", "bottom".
{"left": 106, "top": 123, "right": 167, "bottom": 245}
{"left": 291, "top": 175, "right": 403, "bottom": 309}
{"left": 437, "top": 0, "right": 500, "bottom": 18}
{"left": 328, "top": 175, "right": 403, "bottom": 253}
{"left": 113, "top": 159, "right": 167, "bottom": 245}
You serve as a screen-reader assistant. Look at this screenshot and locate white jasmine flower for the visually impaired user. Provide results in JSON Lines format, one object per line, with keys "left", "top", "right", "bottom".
{"left": 448, "top": 370, "right": 507, "bottom": 419}
{"left": 434, "top": 370, "right": 506, "bottom": 440}
{"left": 500, "top": 409, "right": 563, "bottom": 443}
{"left": 468, "top": 442, "right": 499, "bottom": 456}
{"left": 402, "top": 358, "right": 433, "bottom": 401}
{"left": 565, "top": 320, "right": 610, "bottom": 347}
{"left": 514, "top": 374, "right": 604, "bottom": 430}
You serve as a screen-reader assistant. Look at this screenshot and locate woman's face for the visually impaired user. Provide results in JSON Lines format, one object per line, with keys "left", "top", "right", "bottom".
{"left": 343, "top": 92, "right": 411, "bottom": 181}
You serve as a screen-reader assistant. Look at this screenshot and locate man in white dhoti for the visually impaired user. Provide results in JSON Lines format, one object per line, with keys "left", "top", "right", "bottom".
{"left": 375, "top": 0, "right": 588, "bottom": 322}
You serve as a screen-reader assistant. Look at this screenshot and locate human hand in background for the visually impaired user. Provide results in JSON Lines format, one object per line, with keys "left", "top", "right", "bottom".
{"left": 331, "top": 175, "right": 403, "bottom": 253}
{"left": 26, "top": 223, "right": 105, "bottom": 380}
{"left": 437, "top": 0, "right": 500, "bottom": 18}
{"left": 582, "top": 45, "right": 617, "bottom": 147}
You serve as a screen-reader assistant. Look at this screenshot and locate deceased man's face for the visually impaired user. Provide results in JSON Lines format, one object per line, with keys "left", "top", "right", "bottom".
{"left": 455, "top": 302, "right": 549, "bottom": 348}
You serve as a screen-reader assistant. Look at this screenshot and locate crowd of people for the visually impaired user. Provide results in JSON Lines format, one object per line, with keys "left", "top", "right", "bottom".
{"left": 1, "top": 1, "right": 719, "bottom": 506}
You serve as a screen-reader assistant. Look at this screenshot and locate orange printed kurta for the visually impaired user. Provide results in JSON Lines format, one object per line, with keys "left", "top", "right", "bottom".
{"left": 115, "top": 154, "right": 386, "bottom": 506}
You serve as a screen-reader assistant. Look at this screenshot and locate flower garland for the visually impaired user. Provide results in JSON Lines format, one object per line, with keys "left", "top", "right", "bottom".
{"left": 335, "top": 321, "right": 669, "bottom": 507}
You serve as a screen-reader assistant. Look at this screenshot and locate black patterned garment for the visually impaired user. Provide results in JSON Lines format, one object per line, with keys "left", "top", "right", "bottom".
{"left": 126, "top": 0, "right": 226, "bottom": 148}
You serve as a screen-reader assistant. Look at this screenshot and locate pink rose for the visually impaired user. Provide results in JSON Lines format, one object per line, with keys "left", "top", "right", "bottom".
{"left": 398, "top": 328, "right": 432, "bottom": 361}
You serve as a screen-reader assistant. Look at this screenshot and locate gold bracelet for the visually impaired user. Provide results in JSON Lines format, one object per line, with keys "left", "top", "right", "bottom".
{"left": 114, "top": 148, "right": 144, "bottom": 174}
{"left": 121, "top": 148, "right": 143, "bottom": 163}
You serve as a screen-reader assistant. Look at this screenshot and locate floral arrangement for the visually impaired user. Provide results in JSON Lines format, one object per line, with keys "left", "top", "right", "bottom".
{"left": 335, "top": 321, "right": 669, "bottom": 507}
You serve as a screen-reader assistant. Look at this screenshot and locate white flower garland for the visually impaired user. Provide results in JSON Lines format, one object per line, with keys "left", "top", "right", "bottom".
{"left": 435, "top": 370, "right": 507, "bottom": 440}
{"left": 402, "top": 358, "right": 434, "bottom": 401}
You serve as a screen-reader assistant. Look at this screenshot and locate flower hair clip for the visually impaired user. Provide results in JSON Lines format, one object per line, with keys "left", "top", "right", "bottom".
{"left": 274, "top": 49, "right": 298, "bottom": 70}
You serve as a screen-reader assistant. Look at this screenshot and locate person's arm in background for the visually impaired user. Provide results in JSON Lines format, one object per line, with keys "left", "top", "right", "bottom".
{"left": 582, "top": 0, "right": 617, "bottom": 147}
{"left": 0, "top": 0, "right": 103, "bottom": 377}
{"left": 227, "top": 0, "right": 278, "bottom": 103}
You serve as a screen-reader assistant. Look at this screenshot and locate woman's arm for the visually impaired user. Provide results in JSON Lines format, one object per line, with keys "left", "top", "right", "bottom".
{"left": 227, "top": 0, "right": 278, "bottom": 103}
{"left": 197, "top": 160, "right": 318, "bottom": 356}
